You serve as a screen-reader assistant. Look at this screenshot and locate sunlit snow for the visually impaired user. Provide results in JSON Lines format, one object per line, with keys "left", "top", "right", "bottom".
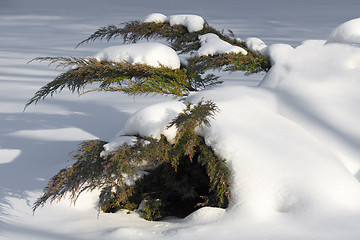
{"left": 327, "top": 17, "right": 360, "bottom": 45}
{"left": 245, "top": 37, "right": 267, "bottom": 54}
{"left": 143, "top": 13, "right": 168, "bottom": 23}
{"left": 168, "top": 14, "right": 205, "bottom": 33}
{"left": 94, "top": 42, "right": 181, "bottom": 69}
{"left": 143, "top": 13, "right": 205, "bottom": 33}
{"left": 197, "top": 33, "right": 247, "bottom": 56}
{"left": 0, "top": 149, "right": 21, "bottom": 164}
{"left": 9, "top": 127, "right": 98, "bottom": 141}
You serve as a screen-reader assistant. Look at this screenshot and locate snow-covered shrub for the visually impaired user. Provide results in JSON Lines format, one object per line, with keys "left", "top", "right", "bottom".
{"left": 28, "top": 13, "right": 270, "bottom": 221}
{"left": 33, "top": 100, "right": 231, "bottom": 220}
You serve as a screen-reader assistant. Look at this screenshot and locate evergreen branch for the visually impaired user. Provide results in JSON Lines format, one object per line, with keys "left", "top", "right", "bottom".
{"left": 28, "top": 56, "right": 97, "bottom": 69}
{"left": 76, "top": 24, "right": 124, "bottom": 48}
{"left": 33, "top": 138, "right": 161, "bottom": 212}
{"left": 76, "top": 20, "right": 248, "bottom": 54}
{"left": 32, "top": 140, "right": 108, "bottom": 211}
{"left": 168, "top": 99, "right": 219, "bottom": 133}
{"left": 187, "top": 52, "right": 271, "bottom": 74}
{"left": 25, "top": 58, "right": 189, "bottom": 109}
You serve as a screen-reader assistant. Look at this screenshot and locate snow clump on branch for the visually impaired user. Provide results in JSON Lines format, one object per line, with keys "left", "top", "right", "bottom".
{"left": 143, "top": 13, "right": 168, "bottom": 23}
{"left": 245, "top": 37, "right": 267, "bottom": 54}
{"left": 197, "top": 33, "right": 247, "bottom": 56}
{"left": 94, "top": 42, "right": 181, "bottom": 69}
{"left": 143, "top": 13, "right": 205, "bottom": 32}
{"left": 101, "top": 101, "right": 185, "bottom": 156}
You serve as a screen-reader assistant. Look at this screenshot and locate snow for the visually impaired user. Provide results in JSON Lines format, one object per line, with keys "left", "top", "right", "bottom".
{"left": 143, "top": 13, "right": 167, "bottom": 23}
{"left": 2, "top": 1, "right": 360, "bottom": 239}
{"left": 101, "top": 136, "right": 137, "bottom": 156}
{"left": 8, "top": 127, "right": 98, "bottom": 141}
{"left": 143, "top": 13, "right": 205, "bottom": 33}
{"left": 197, "top": 33, "right": 247, "bottom": 56}
{"left": 94, "top": 42, "right": 181, "bottom": 69}
{"left": 264, "top": 43, "right": 294, "bottom": 65}
{"left": 245, "top": 37, "right": 267, "bottom": 54}
{"left": 102, "top": 101, "right": 184, "bottom": 155}
{"left": 327, "top": 17, "right": 360, "bottom": 45}
{"left": 0, "top": 149, "right": 21, "bottom": 164}
{"left": 168, "top": 14, "right": 205, "bottom": 33}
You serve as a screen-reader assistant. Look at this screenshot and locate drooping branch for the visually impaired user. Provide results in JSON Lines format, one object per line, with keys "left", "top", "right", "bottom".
{"left": 25, "top": 57, "right": 190, "bottom": 109}
{"left": 32, "top": 140, "right": 109, "bottom": 211}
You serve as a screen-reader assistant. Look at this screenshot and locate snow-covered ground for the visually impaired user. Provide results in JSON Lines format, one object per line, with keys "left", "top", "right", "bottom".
{"left": 1, "top": 0, "right": 360, "bottom": 239}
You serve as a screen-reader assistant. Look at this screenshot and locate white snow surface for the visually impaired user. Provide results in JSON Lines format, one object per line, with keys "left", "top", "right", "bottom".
{"left": 2, "top": 2, "right": 360, "bottom": 239}
{"left": 197, "top": 33, "right": 247, "bottom": 56}
{"left": 327, "top": 17, "right": 360, "bottom": 45}
{"left": 94, "top": 42, "right": 180, "bottom": 69}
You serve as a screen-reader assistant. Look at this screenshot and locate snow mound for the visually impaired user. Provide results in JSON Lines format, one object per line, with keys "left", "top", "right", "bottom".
{"left": 245, "top": 37, "right": 267, "bottom": 54}
{"left": 260, "top": 40, "right": 360, "bottom": 174}
{"left": 197, "top": 33, "right": 247, "bottom": 56}
{"left": 143, "top": 13, "right": 167, "bottom": 23}
{"left": 184, "top": 207, "right": 225, "bottom": 224}
{"left": 94, "top": 42, "right": 180, "bottom": 69}
{"left": 143, "top": 13, "right": 205, "bottom": 33}
{"left": 327, "top": 17, "right": 360, "bottom": 45}
{"left": 188, "top": 38, "right": 360, "bottom": 217}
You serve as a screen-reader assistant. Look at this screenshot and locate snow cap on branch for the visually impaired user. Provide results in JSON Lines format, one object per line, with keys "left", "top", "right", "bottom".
{"left": 143, "top": 13, "right": 168, "bottom": 23}
{"left": 168, "top": 14, "right": 205, "bottom": 32}
{"left": 143, "top": 13, "right": 205, "bottom": 33}
{"left": 245, "top": 37, "right": 267, "bottom": 54}
{"left": 104, "top": 101, "right": 185, "bottom": 154}
{"left": 197, "top": 33, "right": 247, "bottom": 56}
{"left": 94, "top": 42, "right": 180, "bottom": 69}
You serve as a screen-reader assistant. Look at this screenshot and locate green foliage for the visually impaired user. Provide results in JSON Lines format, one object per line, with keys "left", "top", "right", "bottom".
{"left": 188, "top": 52, "right": 271, "bottom": 74}
{"left": 140, "top": 199, "right": 162, "bottom": 221}
{"left": 32, "top": 140, "right": 108, "bottom": 210}
{"left": 33, "top": 100, "right": 231, "bottom": 220}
